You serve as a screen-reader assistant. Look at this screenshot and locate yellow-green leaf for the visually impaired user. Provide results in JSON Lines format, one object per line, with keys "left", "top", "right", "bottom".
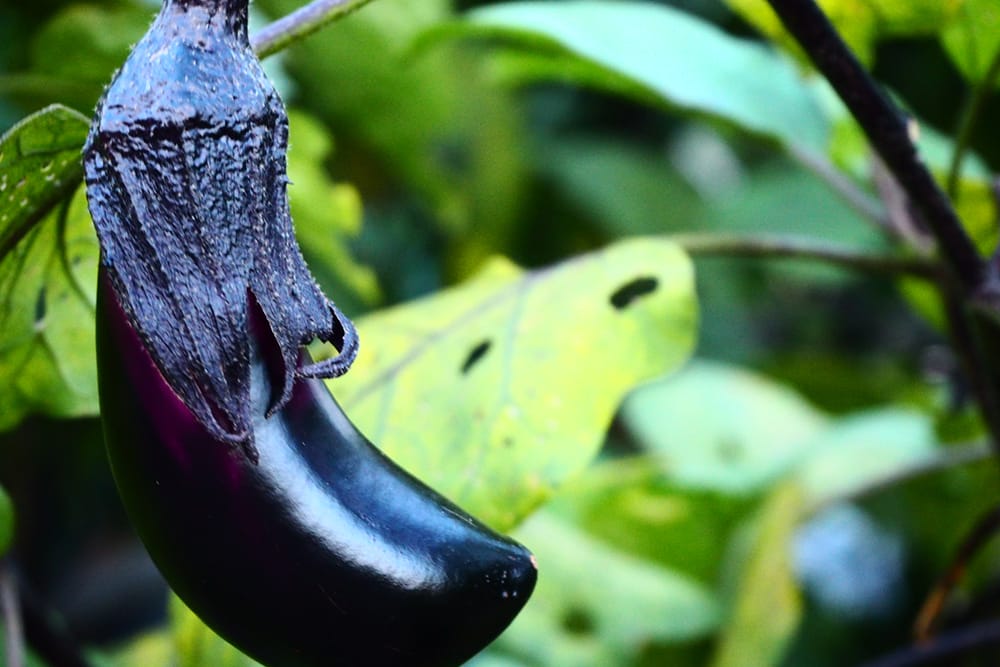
{"left": 172, "top": 596, "right": 261, "bottom": 667}
{"left": 711, "top": 483, "right": 804, "bottom": 667}
{"left": 324, "top": 238, "right": 697, "bottom": 529}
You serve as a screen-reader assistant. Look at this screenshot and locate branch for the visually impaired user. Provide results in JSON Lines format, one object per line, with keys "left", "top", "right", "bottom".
{"left": 670, "top": 232, "right": 942, "bottom": 279}
{"left": 860, "top": 618, "right": 1000, "bottom": 667}
{"left": 252, "top": 0, "right": 377, "bottom": 59}
{"left": 764, "top": 0, "right": 985, "bottom": 293}
{"left": 1, "top": 561, "right": 24, "bottom": 667}
{"left": 915, "top": 503, "right": 1000, "bottom": 642}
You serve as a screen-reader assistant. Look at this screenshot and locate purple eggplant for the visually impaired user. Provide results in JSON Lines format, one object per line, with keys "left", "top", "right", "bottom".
{"left": 83, "top": 0, "right": 537, "bottom": 664}
{"left": 97, "top": 272, "right": 537, "bottom": 667}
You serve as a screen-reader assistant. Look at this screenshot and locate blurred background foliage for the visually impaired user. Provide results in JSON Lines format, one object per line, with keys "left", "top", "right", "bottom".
{"left": 2, "top": 0, "right": 1000, "bottom": 665}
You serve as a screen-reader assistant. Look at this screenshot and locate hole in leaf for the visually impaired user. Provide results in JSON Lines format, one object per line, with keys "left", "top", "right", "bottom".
{"left": 610, "top": 276, "right": 658, "bottom": 310}
{"left": 461, "top": 339, "right": 492, "bottom": 375}
{"left": 562, "top": 607, "right": 596, "bottom": 636}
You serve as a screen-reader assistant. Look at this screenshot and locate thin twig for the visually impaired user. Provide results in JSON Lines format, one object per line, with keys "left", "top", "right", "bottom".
{"left": 0, "top": 560, "right": 24, "bottom": 667}
{"left": 670, "top": 232, "right": 942, "bottom": 279}
{"left": 787, "top": 144, "right": 888, "bottom": 227}
{"left": 941, "top": 289, "right": 1000, "bottom": 458}
{"left": 251, "top": 0, "right": 377, "bottom": 59}
{"left": 859, "top": 617, "right": 1000, "bottom": 667}
{"left": 765, "top": 0, "right": 985, "bottom": 293}
{"left": 946, "top": 46, "right": 1000, "bottom": 198}
{"left": 914, "top": 503, "right": 1000, "bottom": 642}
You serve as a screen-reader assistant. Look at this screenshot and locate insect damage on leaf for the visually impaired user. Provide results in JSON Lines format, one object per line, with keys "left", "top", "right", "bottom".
{"left": 82, "top": 0, "right": 358, "bottom": 454}
{"left": 609, "top": 276, "right": 659, "bottom": 310}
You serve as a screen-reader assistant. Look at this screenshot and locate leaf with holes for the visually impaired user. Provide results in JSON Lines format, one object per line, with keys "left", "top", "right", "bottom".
{"left": 0, "top": 186, "right": 99, "bottom": 431}
{"left": 323, "top": 238, "right": 697, "bottom": 530}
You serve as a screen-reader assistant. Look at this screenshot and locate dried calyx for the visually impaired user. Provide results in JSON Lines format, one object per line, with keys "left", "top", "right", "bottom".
{"left": 83, "top": 0, "right": 357, "bottom": 457}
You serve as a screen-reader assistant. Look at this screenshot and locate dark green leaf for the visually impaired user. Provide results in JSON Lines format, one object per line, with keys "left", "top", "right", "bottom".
{"left": 0, "top": 104, "right": 88, "bottom": 264}
{"left": 0, "top": 484, "right": 12, "bottom": 556}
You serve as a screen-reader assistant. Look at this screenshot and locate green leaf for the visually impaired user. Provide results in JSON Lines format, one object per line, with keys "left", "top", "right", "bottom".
{"left": 942, "top": 0, "right": 1000, "bottom": 84}
{"left": 546, "top": 457, "right": 751, "bottom": 585}
{"left": 495, "top": 512, "right": 720, "bottom": 667}
{"left": 537, "top": 137, "right": 704, "bottom": 238}
{"left": 711, "top": 483, "right": 803, "bottom": 667}
{"left": 324, "top": 238, "right": 698, "bottom": 529}
{"left": 0, "top": 484, "right": 12, "bottom": 555}
{"left": 0, "top": 108, "right": 98, "bottom": 431}
{"left": 728, "top": 0, "right": 963, "bottom": 66}
{"left": 259, "top": 0, "right": 526, "bottom": 244}
{"left": 285, "top": 110, "right": 380, "bottom": 313}
{"left": 171, "top": 596, "right": 261, "bottom": 667}
{"left": 0, "top": 104, "right": 88, "bottom": 262}
{"left": 438, "top": 1, "right": 829, "bottom": 152}
{"left": 622, "top": 360, "right": 828, "bottom": 494}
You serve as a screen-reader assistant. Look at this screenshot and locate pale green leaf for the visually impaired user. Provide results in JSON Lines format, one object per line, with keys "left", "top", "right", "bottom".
{"left": 798, "top": 408, "right": 937, "bottom": 507}
{"left": 622, "top": 360, "right": 828, "bottom": 494}
{"left": 325, "top": 238, "right": 698, "bottom": 529}
{"left": 446, "top": 1, "right": 829, "bottom": 152}
{"left": 495, "top": 512, "right": 720, "bottom": 667}
{"left": 0, "top": 108, "right": 98, "bottom": 431}
{"left": 711, "top": 483, "right": 803, "bottom": 667}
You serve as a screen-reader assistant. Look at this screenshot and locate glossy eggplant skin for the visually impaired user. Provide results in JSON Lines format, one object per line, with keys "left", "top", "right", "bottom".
{"left": 96, "top": 274, "right": 537, "bottom": 667}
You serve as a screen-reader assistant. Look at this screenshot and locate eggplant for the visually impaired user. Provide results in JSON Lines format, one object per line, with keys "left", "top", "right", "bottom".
{"left": 83, "top": 0, "right": 537, "bottom": 664}
{"left": 97, "top": 272, "right": 537, "bottom": 667}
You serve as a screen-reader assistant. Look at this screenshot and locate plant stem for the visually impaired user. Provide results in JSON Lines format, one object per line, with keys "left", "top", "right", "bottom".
{"left": 860, "top": 618, "right": 1000, "bottom": 667}
{"left": 764, "top": 0, "right": 985, "bottom": 293}
{"left": 252, "top": 0, "right": 377, "bottom": 58}
{"left": 0, "top": 561, "right": 24, "bottom": 667}
{"left": 914, "top": 503, "right": 1000, "bottom": 642}
{"left": 946, "top": 46, "right": 1000, "bottom": 198}
{"left": 671, "top": 232, "right": 941, "bottom": 279}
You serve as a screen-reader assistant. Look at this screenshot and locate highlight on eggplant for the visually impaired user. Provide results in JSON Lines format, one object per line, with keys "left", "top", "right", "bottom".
{"left": 82, "top": 0, "right": 538, "bottom": 664}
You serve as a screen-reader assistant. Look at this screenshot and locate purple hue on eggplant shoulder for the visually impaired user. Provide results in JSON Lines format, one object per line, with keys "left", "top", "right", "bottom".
{"left": 97, "top": 273, "right": 537, "bottom": 667}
